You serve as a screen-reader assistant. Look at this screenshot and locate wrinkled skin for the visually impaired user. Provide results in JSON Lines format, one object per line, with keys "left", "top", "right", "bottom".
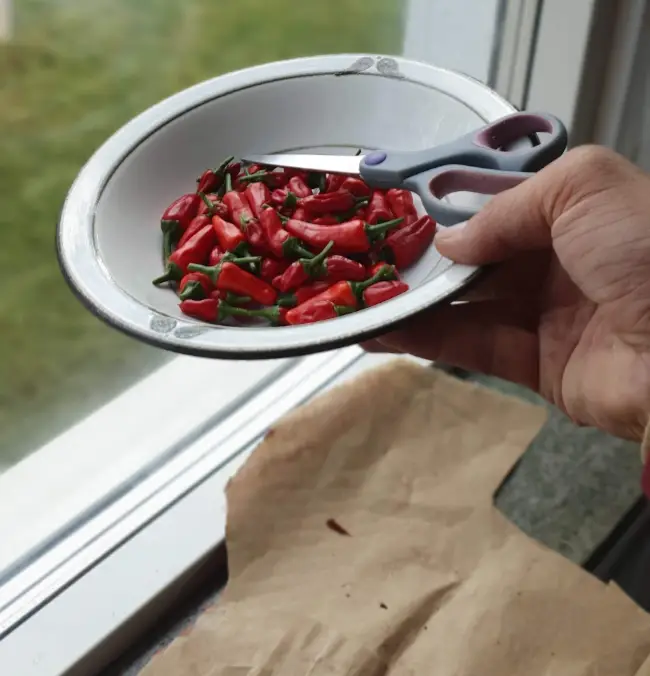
{"left": 365, "top": 146, "right": 650, "bottom": 441}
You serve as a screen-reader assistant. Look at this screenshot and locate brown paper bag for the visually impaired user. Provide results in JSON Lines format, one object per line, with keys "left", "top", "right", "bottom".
{"left": 143, "top": 360, "right": 650, "bottom": 675}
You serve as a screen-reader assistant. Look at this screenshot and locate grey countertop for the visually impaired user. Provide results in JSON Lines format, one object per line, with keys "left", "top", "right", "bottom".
{"left": 106, "top": 366, "right": 643, "bottom": 675}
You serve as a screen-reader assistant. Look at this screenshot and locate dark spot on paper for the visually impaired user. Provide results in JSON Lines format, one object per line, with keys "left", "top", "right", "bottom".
{"left": 380, "top": 602, "right": 388, "bottom": 610}
{"left": 345, "top": 593, "right": 350, "bottom": 598}
{"left": 326, "top": 518, "right": 351, "bottom": 536}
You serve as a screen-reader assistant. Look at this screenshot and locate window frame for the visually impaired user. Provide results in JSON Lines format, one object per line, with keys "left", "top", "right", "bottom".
{"left": 0, "top": 0, "right": 573, "bottom": 671}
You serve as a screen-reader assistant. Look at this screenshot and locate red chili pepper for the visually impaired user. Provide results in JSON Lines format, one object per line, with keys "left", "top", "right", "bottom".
{"left": 260, "top": 257, "right": 290, "bottom": 282}
{"left": 208, "top": 246, "right": 225, "bottom": 267}
{"left": 379, "top": 215, "right": 436, "bottom": 269}
{"left": 365, "top": 190, "right": 394, "bottom": 225}
{"left": 312, "top": 216, "right": 339, "bottom": 225}
{"left": 196, "top": 156, "right": 234, "bottom": 194}
{"left": 324, "top": 174, "right": 345, "bottom": 193}
{"left": 277, "top": 281, "right": 331, "bottom": 307}
{"left": 244, "top": 182, "right": 272, "bottom": 219}
{"left": 198, "top": 192, "right": 229, "bottom": 219}
{"left": 153, "top": 223, "right": 216, "bottom": 285}
{"left": 271, "top": 188, "right": 298, "bottom": 210}
{"left": 363, "top": 280, "right": 409, "bottom": 307}
{"left": 160, "top": 193, "right": 201, "bottom": 259}
{"left": 287, "top": 175, "right": 312, "bottom": 198}
{"left": 340, "top": 177, "right": 372, "bottom": 198}
{"left": 212, "top": 215, "right": 247, "bottom": 254}
{"left": 222, "top": 173, "right": 255, "bottom": 225}
{"left": 273, "top": 243, "right": 367, "bottom": 292}
{"left": 259, "top": 207, "right": 313, "bottom": 260}
{"left": 284, "top": 299, "right": 355, "bottom": 325}
{"left": 386, "top": 189, "right": 418, "bottom": 226}
{"left": 178, "top": 272, "right": 213, "bottom": 301}
{"left": 178, "top": 215, "right": 211, "bottom": 248}
{"left": 301, "top": 190, "right": 364, "bottom": 216}
{"left": 188, "top": 260, "right": 276, "bottom": 306}
{"left": 180, "top": 297, "right": 286, "bottom": 325}
{"left": 284, "top": 266, "right": 395, "bottom": 324}
{"left": 285, "top": 217, "right": 402, "bottom": 254}
{"left": 292, "top": 206, "right": 308, "bottom": 222}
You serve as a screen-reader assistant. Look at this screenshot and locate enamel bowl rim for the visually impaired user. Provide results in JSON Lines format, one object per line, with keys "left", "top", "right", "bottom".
{"left": 57, "top": 54, "right": 516, "bottom": 359}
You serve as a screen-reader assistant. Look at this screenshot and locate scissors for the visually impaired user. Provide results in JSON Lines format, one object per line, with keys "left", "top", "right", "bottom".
{"left": 244, "top": 112, "right": 568, "bottom": 226}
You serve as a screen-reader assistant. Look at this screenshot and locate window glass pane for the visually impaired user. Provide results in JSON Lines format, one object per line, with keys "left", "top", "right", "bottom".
{"left": 0, "top": 0, "right": 403, "bottom": 468}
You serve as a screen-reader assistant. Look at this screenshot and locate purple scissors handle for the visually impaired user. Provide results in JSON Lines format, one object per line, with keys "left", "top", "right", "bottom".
{"left": 359, "top": 111, "right": 568, "bottom": 226}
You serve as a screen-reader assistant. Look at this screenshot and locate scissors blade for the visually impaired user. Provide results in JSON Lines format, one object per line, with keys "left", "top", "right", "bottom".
{"left": 242, "top": 153, "right": 362, "bottom": 175}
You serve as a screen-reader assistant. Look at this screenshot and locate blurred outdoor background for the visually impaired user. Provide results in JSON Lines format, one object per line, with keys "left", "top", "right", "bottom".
{"left": 0, "top": 0, "right": 403, "bottom": 467}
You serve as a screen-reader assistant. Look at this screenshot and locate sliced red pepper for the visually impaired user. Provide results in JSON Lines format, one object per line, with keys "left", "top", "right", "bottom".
{"left": 160, "top": 193, "right": 201, "bottom": 259}
{"left": 198, "top": 192, "right": 229, "bottom": 219}
{"left": 153, "top": 223, "right": 216, "bottom": 285}
{"left": 386, "top": 189, "right": 418, "bottom": 226}
{"left": 277, "top": 281, "right": 331, "bottom": 308}
{"left": 285, "top": 217, "right": 402, "bottom": 254}
{"left": 244, "top": 182, "right": 272, "bottom": 219}
{"left": 284, "top": 299, "right": 355, "bottom": 325}
{"left": 287, "top": 175, "right": 312, "bottom": 198}
{"left": 260, "top": 257, "right": 290, "bottom": 283}
{"left": 301, "top": 190, "right": 364, "bottom": 216}
{"left": 362, "top": 280, "right": 409, "bottom": 307}
{"left": 259, "top": 207, "right": 313, "bottom": 260}
{"left": 379, "top": 215, "right": 436, "bottom": 269}
{"left": 188, "top": 260, "right": 276, "bottom": 306}
{"left": 178, "top": 271, "right": 213, "bottom": 301}
{"left": 178, "top": 215, "right": 211, "bottom": 248}
{"left": 340, "top": 177, "right": 371, "bottom": 198}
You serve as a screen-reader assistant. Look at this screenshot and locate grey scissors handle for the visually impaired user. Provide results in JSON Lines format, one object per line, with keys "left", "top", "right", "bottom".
{"left": 359, "top": 112, "right": 568, "bottom": 226}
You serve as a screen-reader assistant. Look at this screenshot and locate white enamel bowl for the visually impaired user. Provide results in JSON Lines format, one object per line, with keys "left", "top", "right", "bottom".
{"left": 57, "top": 54, "right": 519, "bottom": 359}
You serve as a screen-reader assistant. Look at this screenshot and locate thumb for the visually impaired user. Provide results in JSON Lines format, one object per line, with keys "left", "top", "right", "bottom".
{"left": 432, "top": 145, "right": 634, "bottom": 265}
{"left": 433, "top": 170, "right": 553, "bottom": 265}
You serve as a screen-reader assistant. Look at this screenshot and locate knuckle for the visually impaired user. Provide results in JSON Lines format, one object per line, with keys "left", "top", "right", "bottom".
{"left": 565, "top": 145, "right": 622, "bottom": 177}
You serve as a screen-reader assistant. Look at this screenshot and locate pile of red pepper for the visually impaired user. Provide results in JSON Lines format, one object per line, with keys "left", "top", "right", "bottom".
{"left": 153, "top": 155, "right": 436, "bottom": 326}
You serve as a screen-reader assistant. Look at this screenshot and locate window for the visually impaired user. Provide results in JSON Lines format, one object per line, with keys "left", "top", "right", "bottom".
{"left": 4, "top": 0, "right": 611, "bottom": 672}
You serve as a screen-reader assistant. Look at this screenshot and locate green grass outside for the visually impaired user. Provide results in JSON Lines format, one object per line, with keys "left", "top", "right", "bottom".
{"left": 0, "top": 0, "right": 402, "bottom": 467}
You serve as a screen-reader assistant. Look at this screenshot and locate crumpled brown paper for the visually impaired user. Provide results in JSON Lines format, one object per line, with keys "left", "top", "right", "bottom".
{"left": 143, "top": 360, "right": 650, "bottom": 675}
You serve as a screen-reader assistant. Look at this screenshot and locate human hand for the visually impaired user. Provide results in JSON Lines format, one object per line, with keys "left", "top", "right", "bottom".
{"left": 366, "top": 146, "right": 650, "bottom": 441}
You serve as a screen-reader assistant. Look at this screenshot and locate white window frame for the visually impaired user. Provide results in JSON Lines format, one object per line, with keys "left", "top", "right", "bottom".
{"left": 0, "top": 1, "right": 605, "bottom": 672}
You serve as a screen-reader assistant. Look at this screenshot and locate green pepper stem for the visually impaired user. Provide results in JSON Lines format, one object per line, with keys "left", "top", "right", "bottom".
{"left": 224, "top": 172, "right": 233, "bottom": 193}
{"left": 277, "top": 212, "right": 289, "bottom": 224}
{"left": 238, "top": 170, "right": 268, "bottom": 184}
{"left": 365, "top": 217, "right": 403, "bottom": 240}
{"left": 302, "top": 240, "right": 334, "bottom": 275}
{"left": 223, "top": 303, "right": 283, "bottom": 324}
{"left": 215, "top": 155, "right": 235, "bottom": 175}
{"left": 179, "top": 281, "right": 205, "bottom": 301}
{"left": 152, "top": 262, "right": 182, "bottom": 286}
{"left": 352, "top": 265, "right": 396, "bottom": 295}
{"left": 198, "top": 191, "right": 213, "bottom": 210}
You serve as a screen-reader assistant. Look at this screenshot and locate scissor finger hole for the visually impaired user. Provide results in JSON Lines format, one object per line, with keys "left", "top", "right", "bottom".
{"left": 429, "top": 168, "right": 525, "bottom": 200}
